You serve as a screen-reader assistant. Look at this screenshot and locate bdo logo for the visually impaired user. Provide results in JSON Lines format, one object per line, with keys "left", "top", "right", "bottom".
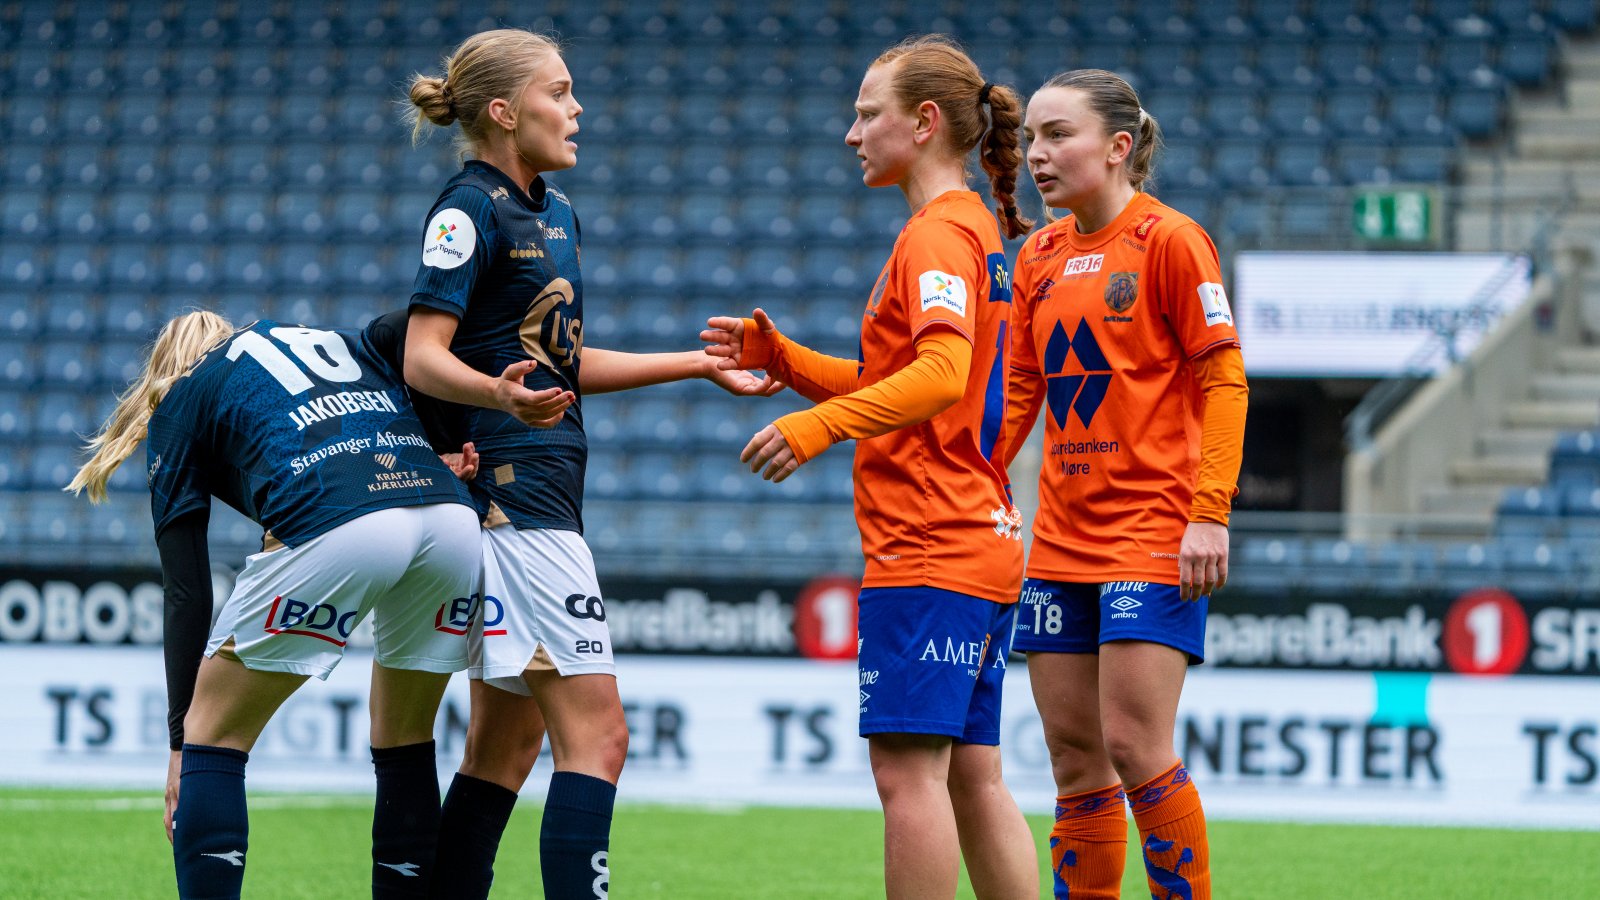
{"left": 1443, "top": 588, "right": 1530, "bottom": 676}
{"left": 263, "top": 595, "right": 357, "bottom": 646}
{"left": 433, "top": 593, "right": 507, "bottom": 636}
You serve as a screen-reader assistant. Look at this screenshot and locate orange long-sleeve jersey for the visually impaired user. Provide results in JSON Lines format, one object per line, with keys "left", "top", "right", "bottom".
{"left": 1001, "top": 192, "right": 1248, "bottom": 584}
{"left": 743, "top": 190, "right": 1023, "bottom": 604}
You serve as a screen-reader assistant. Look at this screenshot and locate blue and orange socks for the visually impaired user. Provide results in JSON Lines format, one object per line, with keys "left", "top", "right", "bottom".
{"left": 1128, "top": 762, "right": 1210, "bottom": 900}
{"left": 371, "top": 741, "right": 440, "bottom": 899}
{"left": 1048, "top": 782, "right": 1128, "bottom": 900}
{"left": 539, "top": 771, "right": 617, "bottom": 900}
{"left": 173, "top": 743, "right": 250, "bottom": 900}
{"left": 430, "top": 772, "right": 519, "bottom": 900}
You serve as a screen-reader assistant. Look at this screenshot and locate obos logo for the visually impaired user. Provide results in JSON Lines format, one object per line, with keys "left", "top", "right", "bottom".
{"left": 1042, "top": 317, "right": 1113, "bottom": 429}
{"left": 434, "top": 593, "right": 508, "bottom": 636}
{"left": 263, "top": 595, "right": 358, "bottom": 646}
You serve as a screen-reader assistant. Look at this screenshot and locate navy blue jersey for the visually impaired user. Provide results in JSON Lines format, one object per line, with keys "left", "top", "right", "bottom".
{"left": 146, "top": 320, "right": 474, "bottom": 546}
{"left": 409, "top": 160, "right": 587, "bottom": 532}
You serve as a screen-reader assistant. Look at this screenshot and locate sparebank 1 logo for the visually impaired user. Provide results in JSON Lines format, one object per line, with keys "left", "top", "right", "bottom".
{"left": 1042, "top": 316, "right": 1112, "bottom": 428}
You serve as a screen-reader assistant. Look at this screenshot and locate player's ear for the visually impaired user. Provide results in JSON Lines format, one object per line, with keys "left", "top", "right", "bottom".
{"left": 486, "top": 97, "right": 516, "bottom": 132}
{"left": 913, "top": 99, "right": 941, "bottom": 146}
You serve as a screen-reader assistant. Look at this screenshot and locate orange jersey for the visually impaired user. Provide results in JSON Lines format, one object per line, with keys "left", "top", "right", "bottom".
{"left": 853, "top": 190, "right": 1022, "bottom": 604}
{"left": 1009, "top": 192, "right": 1241, "bottom": 583}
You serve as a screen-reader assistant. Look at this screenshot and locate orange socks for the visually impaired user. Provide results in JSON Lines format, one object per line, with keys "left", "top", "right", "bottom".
{"left": 1047, "top": 783, "right": 1127, "bottom": 900}
{"left": 1128, "top": 762, "right": 1210, "bottom": 900}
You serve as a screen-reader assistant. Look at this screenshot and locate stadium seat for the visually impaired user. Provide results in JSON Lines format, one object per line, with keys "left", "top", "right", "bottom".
{"left": 1320, "top": 39, "right": 1380, "bottom": 86}
{"left": 1265, "top": 89, "right": 1325, "bottom": 137}
{"left": 1326, "top": 87, "right": 1386, "bottom": 137}
{"left": 1448, "top": 87, "right": 1507, "bottom": 138}
{"left": 1496, "top": 486, "right": 1562, "bottom": 538}
{"left": 1549, "top": 431, "right": 1600, "bottom": 489}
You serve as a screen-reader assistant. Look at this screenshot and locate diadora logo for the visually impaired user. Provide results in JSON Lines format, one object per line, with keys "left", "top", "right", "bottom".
{"left": 1043, "top": 317, "right": 1112, "bottom": 429}
{"left": 489, "top": 186, "right": 510, "bottom": 202}
{"left": 373, "top": 452, "right": 397, "bottom": 469}
{"left": 510, "top": 242, "right": 546, "bottom": 260}
{"left": 1063, "top": 254, "right": 1104, "bottom": 276}
{"left": 263, "top": 595, "right": 357, "bottom": 646}
{"left": 435, "top": 593, "right": 506, "bottom": 636}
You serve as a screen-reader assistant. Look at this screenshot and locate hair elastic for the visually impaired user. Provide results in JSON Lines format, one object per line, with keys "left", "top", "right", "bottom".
{"left": 978, "top": 82, "right": 994, "bottom": 105}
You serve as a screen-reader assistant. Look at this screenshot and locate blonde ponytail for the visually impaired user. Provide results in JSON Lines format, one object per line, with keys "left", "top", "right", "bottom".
{"left": 67, "top": 311, "right": 236, "bottom": 503}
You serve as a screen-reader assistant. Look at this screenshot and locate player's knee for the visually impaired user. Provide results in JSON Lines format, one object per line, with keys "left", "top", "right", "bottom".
{"left": 592, "top": 717, "right": 630, "bottom": 779}
{"left": 1100, "top": 724, "right": 1161, "bottom": 780}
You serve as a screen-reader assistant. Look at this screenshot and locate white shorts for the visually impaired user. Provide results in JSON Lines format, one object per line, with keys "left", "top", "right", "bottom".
{"left": 471, "top": 525, "right": 614, "bottom": 694}
{"left": 205, "top": 503, "right": 482, "bottom": 678}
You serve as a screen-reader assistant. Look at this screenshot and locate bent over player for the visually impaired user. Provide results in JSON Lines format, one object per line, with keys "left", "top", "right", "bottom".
{"left": 68, "top": 312, "right": 482, "bottom": 900}
{"left": 1003, "top": 70, "right": 1249, "bottom": 900}
{"left": 705, "top": 36, "right": 1037, "bottom": 900}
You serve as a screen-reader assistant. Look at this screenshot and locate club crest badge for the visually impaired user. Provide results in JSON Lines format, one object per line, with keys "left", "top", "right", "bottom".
{"left": 1105, "top": 272, "right": 1138, "bottom": 313}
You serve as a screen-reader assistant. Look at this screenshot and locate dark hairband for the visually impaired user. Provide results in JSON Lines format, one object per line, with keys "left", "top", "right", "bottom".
{"left": 978, "top": 82, "right": 994, "bottom": 105}
{"left": 1004, "top": 205, "right": 1017, "bottom": 216}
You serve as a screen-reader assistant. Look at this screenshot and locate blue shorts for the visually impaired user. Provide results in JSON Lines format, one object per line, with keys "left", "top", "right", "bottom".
{"left": 856, "top": 587, "right": 1017, "bottom": 745}
{"left": 1011, "top": 579, "right": 1207, "bottom": 663}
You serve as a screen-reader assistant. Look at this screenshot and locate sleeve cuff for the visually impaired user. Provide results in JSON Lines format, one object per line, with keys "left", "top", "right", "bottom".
{"left": 1188, "top": 481, "right": 1238, "bottom": 526}
{"left": 773, "top": 410, "right": 834, "bottom": 465}
{"left": 741, "top": 319, "right": 778, "bottom": 370}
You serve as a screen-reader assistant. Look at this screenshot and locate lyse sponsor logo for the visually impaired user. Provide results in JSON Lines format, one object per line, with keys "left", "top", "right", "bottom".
{"left": 263, "top": 595, "right": 359, "bottom": 646}
{"left": 1206, "top": 603, "right": 1442, "bottom": 669}
{"left": 1062, "top": 254, "right": 1104, "bottom": 276}
{"left": 918, "top": 270, "right": 969, "bottom": 317}
{"left": 1198, "top": 282, "right": 1233, "bottom": 327}
{"left": 434, "top": 593, "right": 507, "bottom": 636}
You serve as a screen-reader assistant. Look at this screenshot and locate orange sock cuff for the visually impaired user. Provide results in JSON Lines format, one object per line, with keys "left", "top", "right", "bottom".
{"left": 1127, "top": 762, "right": 1199, "bottom": 830}
{"left": 1053, "top": 783, "right": 1128, "bottom": 843}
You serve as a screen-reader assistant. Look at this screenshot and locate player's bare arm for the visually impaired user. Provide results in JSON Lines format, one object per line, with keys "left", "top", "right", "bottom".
{"left": 404, "top": 308, "right": 573, "bottom": 427}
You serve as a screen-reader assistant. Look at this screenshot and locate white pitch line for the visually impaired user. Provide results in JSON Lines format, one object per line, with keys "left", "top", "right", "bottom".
{"left": 0, "top": 795, "right": 374, "bottom": 813}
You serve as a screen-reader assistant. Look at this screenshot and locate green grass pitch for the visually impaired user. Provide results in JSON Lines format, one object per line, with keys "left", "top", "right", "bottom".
{"left": 2, "top": 788, "right": 1596, "bottom": 898}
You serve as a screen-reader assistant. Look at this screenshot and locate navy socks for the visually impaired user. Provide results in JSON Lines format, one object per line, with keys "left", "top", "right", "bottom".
{"left": 539, "top": 771, "right": 617, "bottom": 900}
{"left": 372, "top": 741, "right": 441, "bottom": 898}
{"left": 172, "top": 743, "right": 250, "bottom": 900}
{"left": 429, "top": 772, "right": 519, "bottom": 900}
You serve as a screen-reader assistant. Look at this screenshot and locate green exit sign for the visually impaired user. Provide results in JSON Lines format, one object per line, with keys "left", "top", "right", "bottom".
{"left": 1353, "top": 189, "right": 1436, "bottom": 244}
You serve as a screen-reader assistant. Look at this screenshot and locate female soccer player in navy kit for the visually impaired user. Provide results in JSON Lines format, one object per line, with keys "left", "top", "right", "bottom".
{"left": 399, "top": 29, "right": 773, "bottom": 900}
{"left": 68, "top": 311, "right": 486, "bottom": 900}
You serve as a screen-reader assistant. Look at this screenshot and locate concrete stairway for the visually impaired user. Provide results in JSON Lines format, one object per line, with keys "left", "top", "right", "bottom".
{"left": 1423, "top": 44, "right": 1600, "bottom": 531}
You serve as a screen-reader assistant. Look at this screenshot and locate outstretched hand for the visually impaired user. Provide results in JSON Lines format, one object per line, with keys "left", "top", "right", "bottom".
{"left": 702, "top": 308, "right": 779, "bottom": 371}
{"left": 741, "top": 423, "right": 804, "bottom": 483}
{"left": 441, "top": 441, "right": 480, "bottom": 480}
{"left": 494, "top": 360, "right": 573, "bottom": 428}
{"left": 707, "top": 367, "right": 785, "bottom": 397}
{"left": 164, "top": 749, "right": 180, "bottom": 844}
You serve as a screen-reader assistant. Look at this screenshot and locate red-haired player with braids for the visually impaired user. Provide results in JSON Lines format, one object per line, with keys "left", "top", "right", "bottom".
{"left": 706, "top": 35, "right": 1038, "bottom": 900}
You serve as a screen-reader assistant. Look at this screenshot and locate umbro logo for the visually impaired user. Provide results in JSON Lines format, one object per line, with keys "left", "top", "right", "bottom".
{"left": 1043, "top": 317, "right": 1112, "bottom": 429}
{"left": 1108, "top": 596, "right": 1143, "bottom": 612}
{"left": 203, "top": 850, "right": 245, "bottom": 867}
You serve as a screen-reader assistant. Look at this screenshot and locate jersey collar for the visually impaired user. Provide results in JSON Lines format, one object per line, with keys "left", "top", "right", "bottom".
{"left": 464, "top": 159, "right": 549, "bottom": 211}
{"left": 1064, "top": 191, "right": 1154, "bottom": 252}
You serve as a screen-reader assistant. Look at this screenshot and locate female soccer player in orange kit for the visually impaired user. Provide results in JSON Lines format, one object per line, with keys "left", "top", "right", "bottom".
{"left": 1003, "top": 70, "right": 1249, "bottom": 900}
{"left": 705, "top": 36, "right": 1038, "bottom": 900}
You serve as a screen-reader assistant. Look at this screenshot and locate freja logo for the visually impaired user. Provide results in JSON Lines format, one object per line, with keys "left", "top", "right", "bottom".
{"left": 1043, "top": 317, "right": 1112, "bottom": 429}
